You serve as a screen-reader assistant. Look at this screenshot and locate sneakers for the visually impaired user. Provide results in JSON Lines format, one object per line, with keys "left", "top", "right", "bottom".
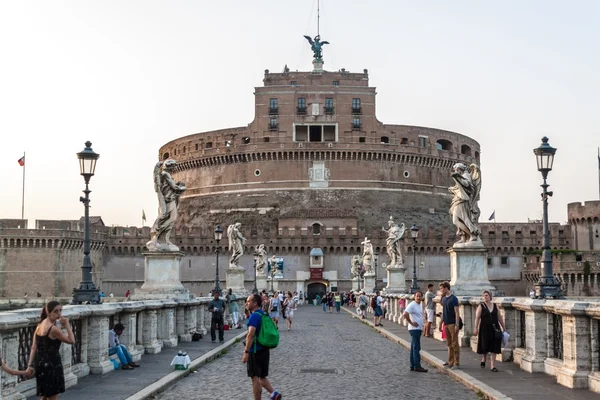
{"left": 271, "top": 391, "right": 282, "bottom": 399}
{"left": 129, "top": 362, "right": 140, "bottom": 368}
{"left": 450, "top": 365, "right": 459, "bottom": 370}
{"left": 414, "top": 367, "right": 428, "bottom": 373}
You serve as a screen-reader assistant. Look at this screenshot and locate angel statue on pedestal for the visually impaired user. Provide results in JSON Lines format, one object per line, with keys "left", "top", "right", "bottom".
{"left": 303, "top": 34, "right": 330, "bottom": 60}
{"left": 146, "top": 160, "right": 186, "bottom": 252}
{"left": 449, "top": 163, "right": 483, "bottom": 247}
{"left": 361, "top": 237, "right": 374, "bottom": 275}
{"left": 255, "top": 244, "right": 268, "bottom": 277}
{"left": 227, "top": 223, "right": 246, "bottom": 270}
{"left": 382, "top": 216, "right": 406, "bottom": 268}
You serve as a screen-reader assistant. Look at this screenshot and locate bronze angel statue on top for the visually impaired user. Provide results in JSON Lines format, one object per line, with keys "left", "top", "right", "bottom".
{"left": 303, "top": 35, "right": 329, "bottom": 60}
{"left": 146, "top": 160, "right": 186, "bottom": 252}
{"left": 449, "top": 163, "right": 483, "bottom": 247}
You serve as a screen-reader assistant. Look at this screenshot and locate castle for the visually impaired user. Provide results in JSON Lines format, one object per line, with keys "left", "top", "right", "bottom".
{"left": 1, "top": 63, "right": 598, "bottom": 299}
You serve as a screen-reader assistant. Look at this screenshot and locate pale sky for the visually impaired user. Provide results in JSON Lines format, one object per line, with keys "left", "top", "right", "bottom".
{"left": 1, "top": 1, "right": 598, "bottom": 228}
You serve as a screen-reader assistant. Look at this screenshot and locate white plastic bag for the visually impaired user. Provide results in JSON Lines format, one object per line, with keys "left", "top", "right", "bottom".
{"left": 502, "top": 331, "right": 510, "bottom": 348}
{"left": 356, "top": 307, "right": 361, "bottom": 315}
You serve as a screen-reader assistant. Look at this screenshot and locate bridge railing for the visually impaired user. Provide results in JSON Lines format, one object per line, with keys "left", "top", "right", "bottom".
{"left": 0, "top": 297, "right": 247, "bottom": 399}
{"left": 365, "top": 292, "right": 600, "bottom": 393}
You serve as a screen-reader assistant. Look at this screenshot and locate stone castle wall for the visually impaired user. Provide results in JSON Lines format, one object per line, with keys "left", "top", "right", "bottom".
{"left": 568, "top": 201, "right": 600, "bottom": 251}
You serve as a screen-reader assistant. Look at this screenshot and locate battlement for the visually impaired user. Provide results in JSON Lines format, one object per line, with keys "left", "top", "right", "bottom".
{"left": 568, "top": 201, "right": 600, "bottom": 222}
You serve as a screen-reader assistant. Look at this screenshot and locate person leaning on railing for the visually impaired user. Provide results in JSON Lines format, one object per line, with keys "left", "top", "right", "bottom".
{"left": 27, "top": 300, "right": 75, "bottom": 399}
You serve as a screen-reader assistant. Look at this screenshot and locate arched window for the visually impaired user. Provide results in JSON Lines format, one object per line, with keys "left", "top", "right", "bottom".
{"left": 461, "top": 144, "right": 472, "bottom": 156}
{"left": 435, "top": 139, "right": 453, "bottom": 151}
{"left": 162, "top": 152, "right": 169, "bottom": 160}
{"left": 312, "top": 223, "right": 321, "bottom": 235}
{"left": 400, "top": 138, "right": 409, "bottom": 145}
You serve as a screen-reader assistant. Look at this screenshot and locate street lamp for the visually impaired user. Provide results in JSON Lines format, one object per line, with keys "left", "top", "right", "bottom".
{"left": 213, "top": 225, "right": 223, "bottom": 295}
{"left": 252, "top": 251, "right": 259, "bottom": 294}
{"left": 373, "top": 247, "right": 379, "bottom": 292}
{"left": 533, "top": 136, "right": 562, "bottom": 298}
{"left": 72, "top": 141, "right": 101, "bottom": 304}
{"left": 410, "top": 224, "right": 420, "bottom": 294}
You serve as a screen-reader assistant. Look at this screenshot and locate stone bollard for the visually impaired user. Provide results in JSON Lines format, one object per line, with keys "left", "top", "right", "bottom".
{"left": 513, "top": 298, "right": 549, "bottom": 373}
{"left": 175, "top": 302, "right": 190, "bottom": 342}
{"left": 87, "top": 304, "right": 120, "bottom": 374}
{"left": 157, "top": 300, "right": 178, "bottom": 347}
{"left": 457, "top": 296, "right": 474, "bottom": 347}
{"left": 139, "top": 301, "right": 163, "bottom": 354}
{"left": 185, "top": 299, "right": 200, "bottom": 339}
{"left": 196, "top": 299, "right": 208, "bottom": 335}
{"left": 117, "top": 301, "right": 144, "bottom": 362}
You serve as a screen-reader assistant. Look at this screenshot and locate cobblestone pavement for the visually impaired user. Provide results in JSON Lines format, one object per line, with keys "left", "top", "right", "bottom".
{"left": 156, "top": 306, "right": 478, "bottom": 400}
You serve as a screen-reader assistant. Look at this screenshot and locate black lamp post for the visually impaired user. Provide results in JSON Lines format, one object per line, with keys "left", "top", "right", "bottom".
{"left": 409, "top": 224, "right": 420, "bottom": 294}
{"left": 72, "top": 141, "right": 101, "bottom": 305}
{"left": 213, "top": 225, "right": 223, "bottom": 295}
{"left": 270, "top": 260, "right": 275, "bottom": 293}
{"left": 373, "top": 248, "right": 379, "bottom": 292}
{"left": 252, "top": 251, "right": 259, "bottom": 294}
{"left": 533, "top": 137, "right": 563, "bottom": 299}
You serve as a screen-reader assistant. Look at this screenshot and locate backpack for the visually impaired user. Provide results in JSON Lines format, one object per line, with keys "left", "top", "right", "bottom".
{"left": 255, "top": 312, "right": 279, "bottom": 349}
{"left": 370, "top": 296, "right": 377, "bottom": 309}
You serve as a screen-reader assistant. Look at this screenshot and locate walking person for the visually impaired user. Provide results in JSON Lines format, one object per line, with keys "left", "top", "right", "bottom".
{"left": 358, "top": 291, "right": 368, "bottom": 319}
{"left": 227, "top": 288, "right": 241, "bottom": 329}
{"left": 372, "top": 290, "right": 384, "bottom": 326}
{"left": 439, "top": 281, "right": 460, "bottom": 369}
{"left": 284, "top": 291, "right": 296, "bottom": 330}
{"left": 473, "top": 290, "right": 506, "bottom": 372}
{"left": 321, "top": 294, "right": 328, "bottom": 313}
{"left": 27, "top": 300, "right": 75, "bottom": 399}
{"left": 423, "top": 284, "right": 436, "bottom": 337}
{"left": 334, "top": 292, "right": 341, "bottom": 313}
{"left": 269, "top": 292, "right": 281, "bottom": 329}
{"left": 403, "top": 292, "right": 428, "bottom": 372}
{"left": 208, "top": 291, "right": 226, "bottom": 343}
{"left": 242, "top": 294, "right": 282, "bottom": 400}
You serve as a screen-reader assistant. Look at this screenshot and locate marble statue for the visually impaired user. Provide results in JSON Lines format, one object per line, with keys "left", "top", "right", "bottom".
{"left": 449, "top": 163, "right": 483, "bottom": 246}
{"left": 382, "top": 216, "right": 405, "bottom": 267}
{"left": 255, "top": 244, "right": 268, "bottom": 276}
{"left": 361, "top": 237, "right": 374, "bottom": 274}
{"left": 350, "top": 254, "right": 364, "bottom": 278}
{"left": 269, "top": 255, "right": 279, "bottom": 278}
{"left": 303, "top": 35, "right": 329, "bottom": 60}
{"left": 227, "top": 223, "right": 246, "bottom": 269}
{"left": 146, "top": 160, "right": 186, "bottom": 252}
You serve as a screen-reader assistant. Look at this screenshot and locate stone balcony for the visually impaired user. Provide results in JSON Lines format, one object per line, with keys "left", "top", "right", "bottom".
{"left": 0, "top": 297, "right": 246, "bottom": 399}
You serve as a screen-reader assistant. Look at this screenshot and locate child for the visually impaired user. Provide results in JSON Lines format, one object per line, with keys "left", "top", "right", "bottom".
{"left": 1, "top": 353, "right": 31, "bottom": 376}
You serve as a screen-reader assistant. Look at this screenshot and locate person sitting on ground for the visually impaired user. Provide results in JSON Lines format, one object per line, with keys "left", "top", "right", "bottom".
{"left": 109, "top": 323, "right": 140, "bottom": 370}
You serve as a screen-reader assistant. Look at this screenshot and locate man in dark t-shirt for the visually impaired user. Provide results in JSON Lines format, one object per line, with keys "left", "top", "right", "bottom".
{"left": 242, "top": 294, "right": 282, "bottom": 400}
{"left": 439, "top": 281, "right": 460, "bottom": 369}
{"left": 208, "top": 291, "right": 226, "bottom": 343}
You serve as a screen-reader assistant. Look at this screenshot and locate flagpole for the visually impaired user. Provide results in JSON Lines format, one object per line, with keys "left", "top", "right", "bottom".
{"left": 597, "top": 147, "right": 599, "bottom": 200}
{"left": 21, "top": 151, "right": 25, "bottom": 221}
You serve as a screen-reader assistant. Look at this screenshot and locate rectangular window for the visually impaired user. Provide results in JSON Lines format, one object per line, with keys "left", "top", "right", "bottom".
{"left": 325, "top": 98, "right": 334, "bottom": 114}
{"left": 352, "top": 98, "right": 361, "bottom": 114}
{"left": 263, "top": 137, "right": 270, "bottom": 143}
{"left": 269, "top": 117, "right": 278, "bottom": 131}
{"left": 332, "top": 81, "right": 339, "bottom": 86}
{"left": 501, "top": 257, "right": 508, "bottom": 265}
{"left": 359, "top": 136, "right": 366, "bottom": 143}
{"left": 352, "top": 118, "right": 361, "bottom": 130}
{"left": 418, "top": 136, "right": 427, "bottom": 147}
{"left": 290, "top": 81, "right": 297, "bottom": 86}
{"left": 487, "top": 258, "right": 492, "bottom": 266}
{"left": 297, "top": 98, "right": 306, "bottom": 114}
{"left": 269, "top": 98, "right": 278, "bottom": 114}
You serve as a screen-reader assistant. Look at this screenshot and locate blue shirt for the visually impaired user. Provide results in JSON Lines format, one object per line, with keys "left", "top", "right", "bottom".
{"left": 247, "top": 310, "right": 265, "bottom": 352}
{"left": 441, "top": 294, "right": 459, "bottom": 325}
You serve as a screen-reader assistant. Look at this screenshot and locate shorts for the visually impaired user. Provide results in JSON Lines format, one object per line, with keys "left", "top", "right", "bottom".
{"left": 247, "top": 348, "right": 270, "bottom": 378}
{"left": 374, "top": 306, "right": 383, "bottom": 316}
{"left": 427, "top": 309, "right": 435, "bottom": 322}
{"left": 359, "top": 304, "right": 366, "bottom": 311}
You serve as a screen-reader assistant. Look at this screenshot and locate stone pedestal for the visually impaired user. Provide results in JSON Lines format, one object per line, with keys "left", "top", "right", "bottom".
{"left": 312, "top": 59, "right": 324, "bottom": 73}
{"left": 87, "top": 305, "right": 115, "bottom": 374}
{"left": 226, "top": 267, "right": 246, "bottom": 294}
{"left": 364, "top": 273, "right": 376, "bottom": 293}
{"left": 352, "top": 277, "right": 360, "bottom": 291}
{"left": 132, "top": 252, "right": 192, "bottom": 301}
{"left": 256, "top": 275, "right": 268, "bottom": 292}
{"left": 448, "top": 246, "right": 495, "bottom": 296}
{"left": 139, "top": 301, "right": 163, "bottom": 354}
{"left": 384, "top": 265, "right": 407, "bottom": 294}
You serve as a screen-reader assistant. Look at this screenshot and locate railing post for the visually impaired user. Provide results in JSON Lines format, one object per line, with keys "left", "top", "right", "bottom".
{"left": 176, "top": 301, "right": 192, "bottom": 342}
{"left": 457, "top": 296, "right": 474, "bottom": 348}
{"left": 157, "top": 300, "right": 177, "bottom": 348}
{"left": 185, "top": 299, "right": 200, "bottom": 338}
{"left": 555, "top": 301, "right": 591, "bottom": 388}
{"left": 514, "top": 299, "right": 549, "bottom": 373}
{"left": 196, "top": 300, "right": 208, "bottom": 335}
{"left": 87, "top": 304, "right": 120, "bottom": 374}
{"left": 1, "top": 314, "right": 29, "bottom": 400}
{"left": 139, "top": 301, "right": 163, "bottom": 354}
{"left": 117, "top": 302, "right": 144, "bottom": 362}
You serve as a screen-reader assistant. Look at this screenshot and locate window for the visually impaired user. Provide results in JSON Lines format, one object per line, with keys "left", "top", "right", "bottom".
{"left": 516, "top": 231, "right": 522, "bottom": 236}
{"left": 162, "top": 152, "right": 169, "bottom": 160}
{"left": 225, "top": 140, "right": 232, "bottom": 147}
{"left": 400, "top": 138, "right": 408, "bottom": 145}
{"left": 290, "top": 81, "right": 297, "bottom": 86}
{"left": 269, "top": 117, "right": 278, "bottom": 131}
{"left": 297, "top": 98, "right": 306, "bottom": 114}
{"left": 263, "top": 137, "right": 270, "bottom": 142}
{"left": 380, "top": 136, "right": 389, "bottom": 144}
{"left": 487, "top": 258, "right": 492, "bottom": 266}
{"left": 182, "top": 146, "right": 186, "bottom": 153}
{"left": 435, "top": 139, "right": 453, "bottom": 151}
{"left": 501, "top": 257, "right": 508, "bottom": 265}
{"left": 194, "top": 144, "right": 198, "bottom": 151}
{"left": 325, "top": 98, "right": 334, "bottom": 114}
{"left": 576, "top": 254, "right": 583, "bottom": 262}
{"left": 530, "top": 230, "right": 537, "bottom": 236}
{"left": 332, "top": 81, "right": 339, "bottom": 86}
{"left": 205, "top": 142, "right": 213, "bottom": 149}
{"left": 352, "top": 98, "right": 361, "bottom": 114}
{"left": 269, "top": 98, "right": 278, "bottom": 114}
{"left": 352, "top": 118, "right": 361, "bottom": 130}
{"left": 418, "top": 137, "right": 427, "bottom": 147}
{"left": 242, "top": 136, "right": 250, "bottom": 144}
{"left": 312, "top": 223, "right": 321, "bottom": 235}
{"left": 359, "top": 137, "right": 366, "bottom": 143}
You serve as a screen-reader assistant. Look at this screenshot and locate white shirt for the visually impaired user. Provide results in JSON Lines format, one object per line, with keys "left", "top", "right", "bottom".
{"left": 108, "top": 329, "right": 120, "bottom": 348}
{"left": 376, "top": 295, "right": 383, "bottom": 307}
{"left": 278, "top": 293, "right": 284, "bottom": 302}
{"left": 405, "top": 301, "right": 424, "bottom": 331}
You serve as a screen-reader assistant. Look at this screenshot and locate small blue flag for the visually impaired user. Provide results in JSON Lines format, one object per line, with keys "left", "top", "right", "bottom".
{"left": 488, "top": 211, "right": 495, "bottom": 221}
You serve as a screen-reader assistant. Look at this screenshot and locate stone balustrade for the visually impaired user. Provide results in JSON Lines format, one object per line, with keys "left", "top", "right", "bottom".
{"left": 0, "top": 297, "right": 247, "bottom": 399}
{"left": 365, "top": 291, "right": 600, "bottom": 394}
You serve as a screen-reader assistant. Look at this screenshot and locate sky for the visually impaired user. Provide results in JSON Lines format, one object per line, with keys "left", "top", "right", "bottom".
{"left": 0, "top": 1, "right": 598, "bottom": 228}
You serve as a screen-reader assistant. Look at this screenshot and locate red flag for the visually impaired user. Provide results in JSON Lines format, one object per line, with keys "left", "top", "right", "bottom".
{"left": 17, "top": 156, "right": 25, "bottom": 166}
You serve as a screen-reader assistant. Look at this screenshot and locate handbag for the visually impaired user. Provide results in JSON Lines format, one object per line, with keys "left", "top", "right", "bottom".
{"left": 493, "top": 324, "right": 503, "bottom": 340}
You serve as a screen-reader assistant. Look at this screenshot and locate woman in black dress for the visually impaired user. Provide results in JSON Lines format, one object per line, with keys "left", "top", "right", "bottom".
{"left": 473, "top": 290, "right": 506, "bottom": 372}
{"left": 27, "top": 300, "right": 75, "bottom": 399}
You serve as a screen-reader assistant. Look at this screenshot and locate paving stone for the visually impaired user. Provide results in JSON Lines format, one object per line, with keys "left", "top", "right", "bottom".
{"left": 156, "top": 306, "right": 478, "bottom": 400}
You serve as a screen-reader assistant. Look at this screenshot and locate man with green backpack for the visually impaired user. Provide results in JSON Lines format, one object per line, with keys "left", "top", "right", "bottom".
{"left": 242, "top": 294, "right": 282, "bottom": 400}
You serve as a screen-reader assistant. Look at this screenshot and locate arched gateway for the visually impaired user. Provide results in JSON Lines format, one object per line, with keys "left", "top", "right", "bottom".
{"left": 306, "top": 282, "right": 327, "bottom": 303}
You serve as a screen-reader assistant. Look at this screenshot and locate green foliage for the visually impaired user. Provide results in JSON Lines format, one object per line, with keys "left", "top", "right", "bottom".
{"left": 522, "top": 249, "right": 576, "bottom": 256}
{"left": 584, "top": 260, "right": 591, "bottom": 276}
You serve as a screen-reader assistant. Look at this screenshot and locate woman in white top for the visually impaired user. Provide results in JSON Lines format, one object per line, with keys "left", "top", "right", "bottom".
{"left": 269, "top": 292, "right": 281, "bottom": 328}
{"left": 283, "top": 291, "right": 297, "bottom": 331}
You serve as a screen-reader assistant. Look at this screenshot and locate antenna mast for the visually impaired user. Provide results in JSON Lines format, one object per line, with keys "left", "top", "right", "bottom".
{"left": 317, "top": 0, "right": 320, "bottom": 36}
